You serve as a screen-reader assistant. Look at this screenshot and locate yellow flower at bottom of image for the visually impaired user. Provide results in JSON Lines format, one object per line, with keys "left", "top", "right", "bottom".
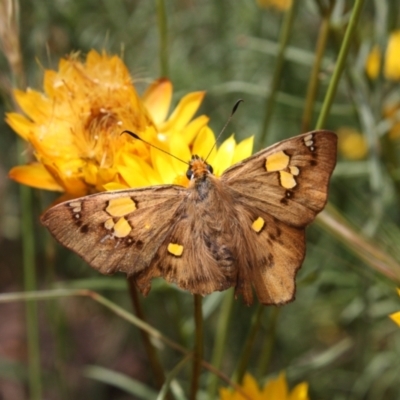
{"left": 7, "top": 50, "right": 222, "bottom": 200}
{"left": 219, "top": 372, "right": 309, "bottom": 400}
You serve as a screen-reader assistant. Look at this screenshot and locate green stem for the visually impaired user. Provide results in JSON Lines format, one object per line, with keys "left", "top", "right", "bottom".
{"left": 317, "top": 206, "right": 400, "bottom": 282}
{"left": 256, "top": 307, "right": 281, "bottom": 378}
{"left": 18, "top": 140, "right": 42, "bottom": 400}
{"left": 260, "top": 2, "right": 297, "bottom": 147}
{"left": 301, "top": 9, "right": 331, "bottom": 131}
{"left": 127, "top": 279, "right": 168, "bottom": 393}
{"left": 233, "top": 304, "right": 264, "bottom": 384}
{"left": 190, "top": 294, "right": 203, "bottom": 400}
{"left": 156, "top": 0, "right": 169, "bottom": 77}
{"left": 315, "top": 0, "right": 366, "bottom": 129}
{"left": 206, "top": 290, "right": 234, "bottom": 398}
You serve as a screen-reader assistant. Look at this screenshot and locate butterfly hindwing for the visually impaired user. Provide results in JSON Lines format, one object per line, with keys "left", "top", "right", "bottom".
{"left": 231, "top": 205, "right": 306, "bottom": 305}
{"left": 221, "top": 130, "right": 337, "bottom": 227}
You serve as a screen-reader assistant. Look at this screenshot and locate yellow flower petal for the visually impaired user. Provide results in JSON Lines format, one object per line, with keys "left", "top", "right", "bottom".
{"left": 384, "top": 30, "right": 400, "bottom": 80}
{"left": 219, "top": 371, "right": 309, "bottom": 400}
{"left": 242, "top": 373, "right": 263, "bottom": 397}
{"left": 117, "top": 163, "right": 153, "bottom": 188}
{"left": 160, "top": 91, "right": 206, "bottom": 133}
{"left": 104, "top": 182, "right": 129, "bottom": 191}
{"left": 41, "top": 160, "right": 89, "bottom": 197}
{"left": 388, "top": 288, "right": 400, "bottom": 327}
{"left": 263, "top": 371, "right": 289, "bottom": 398}
{"left": 232, "top": 136, "right": 254, "bottom": 165}
{"left": 13, "top": 89, "right": 52, "bottom": 124}
{"left": 173, "top": 174, "right": 189, "bottom": 187}
{"left": 5, "top": 113, "right": 35, "bottom": 141}
{"left": 389, "top": 311, "right": 400, "bottom": 327}
{"left": 289, "top": 382, "right": 309, "bottom": 400}
{"left": 180, "top": 115, "right": 210, "bottom": 146}
{"left": 218, "top": 387, "right": 231, "bottom": 400}
{"left": 192, "top": 126, "right": 217, "bottom": 160}
{"left": 167, "top": 134, "right": 192, "bottom": 173}
{"left": 83, "top": 163, "right": 98, "bottom": 186}
{"left": 120, "top": 153, "right": 161, "bottom": 186}
{"left": 142, "top": 78, "right": 173, "bottom": 125}
{"left": 9, "top": 164, "right": 64, "bottom": 191}
{"left": 153, "top": 150, "right": 182, "bottom": 184}
{"left": 212, "top": 135, "right": 236, "bottom": 176}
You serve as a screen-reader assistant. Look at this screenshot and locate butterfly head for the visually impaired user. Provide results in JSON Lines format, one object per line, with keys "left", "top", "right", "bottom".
{"left": 186, "top": 155, "right": 214, "bottom": 181}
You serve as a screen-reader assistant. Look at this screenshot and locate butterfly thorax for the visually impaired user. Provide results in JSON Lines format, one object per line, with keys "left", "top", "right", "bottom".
{"left": 187, "top": 155, "right": 214, "bottom": 181}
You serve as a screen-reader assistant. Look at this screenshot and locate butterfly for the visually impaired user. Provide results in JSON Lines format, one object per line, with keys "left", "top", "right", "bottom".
{"left": 41, "top": 130, "right": 337, "bottom": 305}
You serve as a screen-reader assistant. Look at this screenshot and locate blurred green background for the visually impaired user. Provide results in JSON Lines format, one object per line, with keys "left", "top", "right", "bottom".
{"left": 1, "top": 0, "right": 400, "bottom": 399}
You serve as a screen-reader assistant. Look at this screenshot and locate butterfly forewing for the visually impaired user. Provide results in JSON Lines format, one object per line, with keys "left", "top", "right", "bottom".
{"left": 221, "top": 130, "right": 337, "bottom": 227}
{"left": 41, "top": 186, "right": 187, "bottom": 276}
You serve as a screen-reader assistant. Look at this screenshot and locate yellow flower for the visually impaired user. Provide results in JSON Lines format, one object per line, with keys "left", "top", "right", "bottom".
{"left": 219, "top": 372, "right": 309, "bottom": 400}
{"left": 116, "top": 125, "right": 253, "bottom": 190}
{"left": 365, "top": 30, "right": 400, "bottom": 81}
{"left": 256, "top": 0, "right": 292, "bottom": 11}
{"left": 389, "top": 288, "right": 400, "bottom": 327}
{"left": 365, "top": 45, "right": 381, "bottom": 80}
{"left": 6, "top": 50, "right": 215, "bottom": 199}
{"left": 337, "top": 127, "right": 368, "bottom": 160}
{"left": 384, "top": 30, "right": 400, "bottom": 80}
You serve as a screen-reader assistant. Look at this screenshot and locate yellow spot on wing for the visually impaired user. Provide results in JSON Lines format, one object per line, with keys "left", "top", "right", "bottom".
{"left": 265, "top": 151, "right": 289, "bottom": 172}
{"left": 104, "top": 218, "right": 115, "bottom": 230}
{"left": 168, "top": 243, "right": 184, "bottom": 256}
{"left": 106, "top": 197, "right": 136, "bottom": 217}
{"left": 289, "top": 166, "right": 299, "bottom": 176}
{"left": 113, "top": 217, "right": 132, "bottom": 238}
{"left": 305, "top": 140, "right": 313, "bottom": 147}
{"left": 252, "top": 217, "right": 265, "bottom": 233}
{"left": 69, "top": 201, "right": 82, "bottom": 208}
{"left": 279, "top": 171, "right": 297, "bottom": 189}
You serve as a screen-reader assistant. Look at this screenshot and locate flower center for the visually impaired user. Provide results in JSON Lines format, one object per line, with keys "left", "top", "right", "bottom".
{"left": 81, "top": 107, "right": 122, "bottom": 167}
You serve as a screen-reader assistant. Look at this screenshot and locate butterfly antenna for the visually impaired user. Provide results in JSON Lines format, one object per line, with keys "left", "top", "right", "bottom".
{"left": 122, "top": 130, "right": 189, "bottom": 166}
{"left": 204, "top": 99, "right": 243, "bottom": 162}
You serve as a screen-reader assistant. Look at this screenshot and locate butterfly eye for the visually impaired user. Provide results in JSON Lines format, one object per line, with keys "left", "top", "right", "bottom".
{"left": 207, "top": 164, "right": 213, "bottom": 174}
{"left": 186, "top": 169, "right": 194, "bottom": 180}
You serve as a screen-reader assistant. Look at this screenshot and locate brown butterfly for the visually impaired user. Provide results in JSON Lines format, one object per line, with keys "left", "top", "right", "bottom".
{"left": 41, "top": 130, "right": 337, "bottom": 305}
